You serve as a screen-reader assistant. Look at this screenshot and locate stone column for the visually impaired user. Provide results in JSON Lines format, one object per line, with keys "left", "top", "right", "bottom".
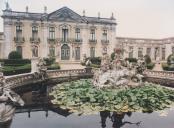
{"left": 41, "top": 22, "right": 48, "bottom": 58}
{"left": 151, "top": 47, "right": 155, "bottom": 61}
{"left": 3, "top": 19, "right": 13, "bottom": 58}
{"left": 31, "top": 57, "right": 39, "bottom": 73}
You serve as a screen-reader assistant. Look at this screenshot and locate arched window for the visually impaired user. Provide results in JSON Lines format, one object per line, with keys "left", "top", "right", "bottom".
{"left": 16, "top": 46, "right": 22, "bottom": 57}
{"left": 61, "top": 44, "right": 70, "bottom": 60}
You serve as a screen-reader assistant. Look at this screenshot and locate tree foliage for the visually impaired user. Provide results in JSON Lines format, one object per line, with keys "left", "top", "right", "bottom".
{"left": 8, "top": 51, "right": 22, "bottom": 59}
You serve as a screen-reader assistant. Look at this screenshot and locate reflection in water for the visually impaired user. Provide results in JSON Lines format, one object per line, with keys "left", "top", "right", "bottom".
{"left": 4, "top": 88, "right": 173, "bottom": 128}
{"left": 100, "top": 111, "right": 141, "bottom": 128}
{"left": 0, "top": 120, "right": 12, "bottom": 128}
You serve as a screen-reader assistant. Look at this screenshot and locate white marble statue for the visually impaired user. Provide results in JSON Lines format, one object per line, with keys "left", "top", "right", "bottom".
{"left": 92, "top": 49, "right": 145, "bottom": 88}
{"left": 0, "top": 75, "right": 24, "bottom": 126}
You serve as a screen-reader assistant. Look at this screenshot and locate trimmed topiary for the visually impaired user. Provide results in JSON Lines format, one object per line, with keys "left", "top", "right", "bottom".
{"left": 144, "top": 55, "right": 151, "bottom": 64}
{"left": 8, "top": 51, "right": 22, "bottom": 59}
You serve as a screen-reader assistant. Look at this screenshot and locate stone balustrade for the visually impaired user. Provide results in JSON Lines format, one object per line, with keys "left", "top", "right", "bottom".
{"left": 4, "top": 69, "right": 174, "bottom": 90}
{"left": 143, "top": 70, "right": 174, "bottom": 79}
{"left": 5, "top": 68, "right": 91, "bottom": 89}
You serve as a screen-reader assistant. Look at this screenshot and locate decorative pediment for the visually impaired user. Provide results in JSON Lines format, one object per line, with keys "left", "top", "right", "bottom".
{"left": 47, "top": 7, "right": 87, "bottom": 23}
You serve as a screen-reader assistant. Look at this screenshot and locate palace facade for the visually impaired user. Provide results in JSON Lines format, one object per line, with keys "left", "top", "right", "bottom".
{"left": 117, "top": 37, "right": 174, "bottom": 62}
{"left": 1, "top": 4, "right": 174, "bottom": 63}
{"left": 1, "top": 5, "right": 116, "bottom": 62}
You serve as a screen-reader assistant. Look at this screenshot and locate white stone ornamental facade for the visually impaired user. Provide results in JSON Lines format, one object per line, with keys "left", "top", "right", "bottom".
{"left": 0, "top": 5, "right": 174, "bottom": 63}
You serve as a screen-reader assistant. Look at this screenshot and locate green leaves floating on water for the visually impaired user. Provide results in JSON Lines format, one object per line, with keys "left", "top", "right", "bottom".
{"left": 50, "top": 79, "right": 174, "bottom": 115}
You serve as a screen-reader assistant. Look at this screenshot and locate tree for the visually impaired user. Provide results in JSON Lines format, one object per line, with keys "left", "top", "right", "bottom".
{"left": 144, "top": 55, "right": 151, "bottom": 64}
{"left": 8, "top": 51, "right": 22, "bottom": 59}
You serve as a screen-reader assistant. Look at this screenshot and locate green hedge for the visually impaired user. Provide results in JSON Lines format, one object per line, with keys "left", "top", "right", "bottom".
{"left": 3, "top": 64, "right": 31, "bottom": 76}
{"left": 90, "top": 64, "right": 100, "bottom": 68}
{"left": 88, "top": 57, "right": 101, "bottom": 65}
{"left": 125, "top": 58, "right": 137, "bottom": 63}
{"left": 162, "top": 63, "right": 174, "bottom": 71}
{"left": 8, "top": 51, "right": 22, "bottom": 59}
{"left": 0, "top": 59, "right": 31, "bottom": 66}
{"left": 44, "top": 57, "right": 55, "bottom": 66}
{"left": 47, "top": 63, "right": 60, "bottom": 70}
{"left": 111, "top": 52, "right": 115, "bottom": 60}
{"left": 146, "top": 63, "right": 155, "bottom": 70}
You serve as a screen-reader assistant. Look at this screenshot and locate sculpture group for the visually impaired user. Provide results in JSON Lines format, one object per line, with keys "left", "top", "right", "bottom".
{"left": 93, "top": 48, "right": 145, "bottom": 88}
{"left": 0, "top": 71, "right": 24, "bottom": 127}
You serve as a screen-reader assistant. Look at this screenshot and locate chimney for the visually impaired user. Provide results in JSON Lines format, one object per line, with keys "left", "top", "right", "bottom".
{"left": 5, "top": 1, "right": 10, "bottom": 10}
{"left": 83, "top": 10, "right": 85, "bottom": 17}
{"left": 111, "top": 12, "right": 114, "bottom": 19}
{"left": 44, "top": 6, "right": 47, "bottom": 13}
{"left": 26, "top": 6, "right": 28, "bottom": 13}
{"left": 98, "top": 12, "right": 100, "bottom": 19}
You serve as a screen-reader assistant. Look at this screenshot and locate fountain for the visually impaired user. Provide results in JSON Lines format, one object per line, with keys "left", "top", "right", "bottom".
{"left": 0, "top": 67, "right": 24, "bottom": 128}
{"left": 93, "top": 48, "right": 145, "bottom": 88}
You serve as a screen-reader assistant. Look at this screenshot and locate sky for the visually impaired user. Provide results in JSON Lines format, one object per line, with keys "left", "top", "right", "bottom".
{"left": 0, "top": 0, "right": 174, "bottom": 38}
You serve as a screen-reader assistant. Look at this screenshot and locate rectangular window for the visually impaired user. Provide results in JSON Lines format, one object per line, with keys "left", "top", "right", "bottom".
{"left": 75, "top": 28, "right": 80, "bottom": 40}
{"left": 49, "top": 27, "right": 55, "bottom": 39}
{"left": 90, "top": 29, "right": 95, "bottom": 40}
{"left": 146, "top": 48, "right": 151, "bottom": 57}
{"left": 138, "top": 48, "right": 143, "bottom": 58}
{"left": 102, "top": 30, "right": 107, "bottom": 41}
{"left": 32, "top": 26, "right": 38, "bottom": 39}
{"left": 162, "top": 48, "right": 165, "bottom": 60}
{"left": 62, "top": 29, "right": 68, "bottom": 42}
{"left": 129, "top": 46, "right": 133, "bottom": 58}
{"left": 90, "top": 47, "right": 95, "bottom": 57}
{"left": 49, "top": 47, "right": 55, "bottom": 57}
{"left": 16, "top": 25, "right": 22, "bottom": 38}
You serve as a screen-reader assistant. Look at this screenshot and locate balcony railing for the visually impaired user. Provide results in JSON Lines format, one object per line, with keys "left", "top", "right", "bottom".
{"left": 47, "top": 38, "right": 56, "bottom": 44}
{"left": 30, "top": 37, "right": 40, "bottom": 44}
{"left": 101, "top": 39, "right": 109, "bottom": 44}
{"left": 14, "top": 37, "right": 25, "bottom": 43}
{"left": 89, "top": 39, "right": 97, "bottom": 44}
{"left": 74, "top": 38, "right": 83, "bottom": 43}
{"left": 56, "top": 38, "right": 82, "bottom": 44}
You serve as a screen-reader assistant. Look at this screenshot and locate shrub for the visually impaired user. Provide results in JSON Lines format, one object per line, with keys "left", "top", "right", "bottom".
{"left": 144, "top": 55, "right": 151, "bottom": 64}
{"left": 47, "top": 62, "right": 60, "bottom": 70}
{"left": 167, "top": 54, "right": 174, "bottom": 65}
{"left": 87, "top": 57, "right": 101, "bottom": 65}
{"left": 111, "top": 52, "right": 115, "bottom": 60}
{"left": 162, "top": 63, "right": 169, "bottom": 71}
{"left": 8, "top": 51, "right": 22, "bottom": 59}
{"left": 146, "top": 63, "right": 155, "bottom": 70}
{"left": 44, "top": 57, "right": 55, "bottom": 66}
{"left": 3, "top": 59, "right": 31, "bottom": 66}
{"left": 3, "top": 64, "right": 31, "bottom": 76}
{"left": 125, "top": 58, "right": 137, "bottom": 63}
{"left": 90, "top": 63, "right": 100, "bottom": 68}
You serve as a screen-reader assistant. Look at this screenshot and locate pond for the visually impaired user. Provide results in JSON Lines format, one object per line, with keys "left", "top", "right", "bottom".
{"left": 8, "top": 90, "right": 174, "bottom": 128}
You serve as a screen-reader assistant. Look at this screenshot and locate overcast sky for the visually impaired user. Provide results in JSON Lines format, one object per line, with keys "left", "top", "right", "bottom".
{"left": 0, "top": 0, "right": 174, "bottom": 38}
